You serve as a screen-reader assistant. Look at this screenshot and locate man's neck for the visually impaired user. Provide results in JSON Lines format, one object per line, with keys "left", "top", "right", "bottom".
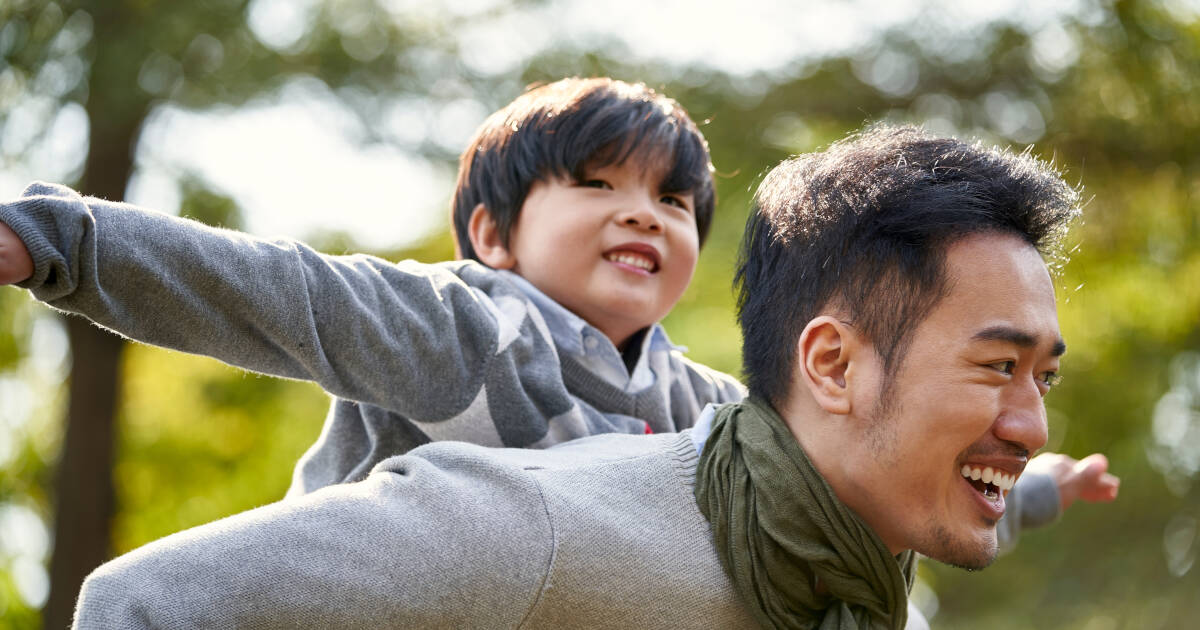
{"left": 775, "top": 394, "right": 906, "bottom": 556}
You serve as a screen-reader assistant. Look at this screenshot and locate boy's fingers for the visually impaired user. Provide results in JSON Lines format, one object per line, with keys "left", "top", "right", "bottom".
{"left": 1072, "top": 453, "right": 1108, "bottom": 475}
{"left": 1070, "top": 453, "right": 1120, "bottom": 504}
{"left": 0, "top": 221, "right": 34, "bottom": 285}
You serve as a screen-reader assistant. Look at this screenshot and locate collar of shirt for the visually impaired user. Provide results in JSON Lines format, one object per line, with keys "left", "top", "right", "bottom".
{"left": 690, "top": 403, "right": 718, "bottom": 456}
{"left": 497, "top": 270, "right": 680, "bottom": 392}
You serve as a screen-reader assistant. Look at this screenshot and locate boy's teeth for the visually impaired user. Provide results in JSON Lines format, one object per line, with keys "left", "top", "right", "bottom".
{"left": 960, "top": 465, "right": 1017, "bottom": 491}
{"left": 606, "top": 252, "right": 654, "bottom": 271}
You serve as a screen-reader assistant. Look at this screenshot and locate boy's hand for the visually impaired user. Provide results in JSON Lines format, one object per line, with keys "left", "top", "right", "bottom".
{"left": 1026, "top": 452, "right": 1120, "bottom": 512}
{"left": 0, "top": 221, "right": 34, "bottom": 285}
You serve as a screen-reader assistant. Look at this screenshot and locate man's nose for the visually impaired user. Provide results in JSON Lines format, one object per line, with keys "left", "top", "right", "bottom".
{"left": 994, "top": 375, "right": 1050, "bottom": 452}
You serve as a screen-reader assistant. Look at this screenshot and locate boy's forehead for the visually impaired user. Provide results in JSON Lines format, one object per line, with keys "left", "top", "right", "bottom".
{"left": 586, "top": 155, "right": 670, "bottom": 179}
{"left": 579, "top": 150, "right": 699, "bottom": 193}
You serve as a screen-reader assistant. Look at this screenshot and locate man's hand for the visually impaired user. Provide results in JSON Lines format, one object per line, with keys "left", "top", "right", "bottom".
{"left": 1026, "top": 452, "right": 1120, "bottom": 512}
{"left": 0, "top": 221, "right": 33, "bottom": 285}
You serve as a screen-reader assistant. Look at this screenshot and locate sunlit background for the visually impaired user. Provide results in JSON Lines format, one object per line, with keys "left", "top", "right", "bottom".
{"left": 1, "top": 0, "right": 1199, "bottom": 628}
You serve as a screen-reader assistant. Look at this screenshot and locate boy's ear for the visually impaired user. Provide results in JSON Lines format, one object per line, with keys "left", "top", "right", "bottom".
{"left": 795, "top": 316, "right": 862, "bottom": 416}
{"left": 467, "top": 204, "right": 516, "bottom": 269}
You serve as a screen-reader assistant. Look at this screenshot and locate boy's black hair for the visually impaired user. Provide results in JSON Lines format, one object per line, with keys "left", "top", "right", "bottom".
{"left": 452, "top": 77, "right": 715, "bottom": 262}
{"left": 735, "top": 124, "right": 1082, "bottom": 408}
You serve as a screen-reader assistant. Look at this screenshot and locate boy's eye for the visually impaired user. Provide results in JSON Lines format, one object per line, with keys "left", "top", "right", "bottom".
{"left": 581, "top": 179, "right": 612, "bottom": 190}
{"left": 660, "top": 194, "right": 691, "bottom": 211}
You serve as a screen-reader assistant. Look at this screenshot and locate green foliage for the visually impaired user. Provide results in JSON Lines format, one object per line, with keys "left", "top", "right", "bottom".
{"left": 178, "top": 175, "right": 245, "bottom": 229}
{"left": 2, "top": 0, "right": 1200, "bottom": 628}
{"left": 0, "top": 293, "right": 64, "bottom": 627}
{"left": 112, "top": 345, "right": 327, "bottom": 553}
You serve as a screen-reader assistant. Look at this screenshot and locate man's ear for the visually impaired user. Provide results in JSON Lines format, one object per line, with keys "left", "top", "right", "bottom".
{"left": 796, "top": 316, "right": 860, "bottom": 415}
{"left": 467, "top": 204, "right": 516, "bottom": 269}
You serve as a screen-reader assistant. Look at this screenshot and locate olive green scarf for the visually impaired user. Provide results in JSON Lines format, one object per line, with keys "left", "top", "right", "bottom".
{"left": 695, "top": 398, "right": 915, "bottom": 630}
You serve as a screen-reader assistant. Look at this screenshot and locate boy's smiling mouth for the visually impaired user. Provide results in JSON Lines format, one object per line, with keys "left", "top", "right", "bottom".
{"left": 604, "top": 243, "right": 660, "bottom": 274}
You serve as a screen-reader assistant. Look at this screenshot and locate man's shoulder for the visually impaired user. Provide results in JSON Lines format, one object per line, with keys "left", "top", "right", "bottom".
{"left": 370, "top": 432, "right": 699, "bottom": 525}
{"left": 404, "top": 430, "right": 690, "bottom": 473}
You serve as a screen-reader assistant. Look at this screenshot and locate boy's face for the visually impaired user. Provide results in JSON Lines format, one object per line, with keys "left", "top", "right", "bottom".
{"left": 505, "top": 160, "right": 700, "bottom": 350}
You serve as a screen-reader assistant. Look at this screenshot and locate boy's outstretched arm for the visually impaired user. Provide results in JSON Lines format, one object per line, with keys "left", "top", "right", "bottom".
{"left": 0, "top": 182, "right": 526, "bottom": 421}
{"left": 996, "top": 451, "right": 1119, "bottom": 554}
{"left": 0, "top": 220, "right": 32, "bottom": 285}
{"left": 1025, "top": 451, "right": 1121, "bottom": 511}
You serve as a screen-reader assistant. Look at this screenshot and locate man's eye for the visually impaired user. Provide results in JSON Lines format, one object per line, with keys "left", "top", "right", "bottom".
{"left": 1040, "top": 371, "right": 1063, "bottom": 388}
{"left": 990, "top": 360, "right": 1016, "bottom": 375}
{"left": 581, "top": 179, "right": 612, "bottom": 190}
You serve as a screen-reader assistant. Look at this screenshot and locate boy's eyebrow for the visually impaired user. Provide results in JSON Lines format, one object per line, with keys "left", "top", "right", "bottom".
{"left": 972, "top": 325, "right": 1067, "bottom": 357}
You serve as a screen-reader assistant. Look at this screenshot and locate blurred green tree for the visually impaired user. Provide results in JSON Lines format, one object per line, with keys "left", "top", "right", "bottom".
{"left": 1, "top": 0, "right": 1198, "bottom": 628}
{"left": 0, "top": 0, "right": 484, "bottom": 625}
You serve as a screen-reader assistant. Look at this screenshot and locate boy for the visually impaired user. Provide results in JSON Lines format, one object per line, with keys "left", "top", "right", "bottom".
{"left": 0, "top": 79, "right": 1101, "bottom": 533}
{"left": 0, "top": 78, "right": 742, "bottom": 496}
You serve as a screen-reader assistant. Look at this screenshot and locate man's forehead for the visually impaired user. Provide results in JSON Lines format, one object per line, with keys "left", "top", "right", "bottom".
{"left": 934, "top": 234, "right": 1062, "bottom": 342}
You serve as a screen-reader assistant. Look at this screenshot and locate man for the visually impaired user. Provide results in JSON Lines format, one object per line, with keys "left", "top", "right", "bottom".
{"left": 72, "top": 125, "right": 1116, "bottom": 629}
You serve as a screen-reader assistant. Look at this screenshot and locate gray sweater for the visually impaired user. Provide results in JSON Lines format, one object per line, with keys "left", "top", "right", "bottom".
{"left": 0, "top": 182, "right": 745, "bottom": 493}
{"left": 72, "top": 420, "right": 1036, "bottom": 630}
{"left": 75, "top": 431, "right": 760, "bottom": 629}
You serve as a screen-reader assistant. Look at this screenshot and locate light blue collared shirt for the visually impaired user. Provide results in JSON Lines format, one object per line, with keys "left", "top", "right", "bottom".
{"left": 498, "top": 270, "right": 682, "bottom": 394}
{"left": 689, "top": 403, "right": 719, "bottom": 456}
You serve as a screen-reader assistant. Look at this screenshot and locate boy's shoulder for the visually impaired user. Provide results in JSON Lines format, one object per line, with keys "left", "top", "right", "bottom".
{"left": 393, "top": 258, "right": 531, "bottom": 304}
{"left": 419, "top": 259, "right": 745, "bottom": 401}
{"left": 662, "top": 348, "right": 747, "bottom": 401}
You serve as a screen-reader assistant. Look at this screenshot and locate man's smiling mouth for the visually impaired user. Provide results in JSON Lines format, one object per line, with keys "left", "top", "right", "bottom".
{"left": 960, "top": 465, "right": 1017, "bottom": 500}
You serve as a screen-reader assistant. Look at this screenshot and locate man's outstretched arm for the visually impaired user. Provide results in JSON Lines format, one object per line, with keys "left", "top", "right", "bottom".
{"left": 74, "top": 451, "right": 552, "bottom": 629}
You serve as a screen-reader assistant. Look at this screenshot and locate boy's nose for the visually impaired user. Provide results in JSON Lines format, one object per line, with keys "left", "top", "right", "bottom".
{"left": 616, "top": 199, "right": 662, "bottom": 232}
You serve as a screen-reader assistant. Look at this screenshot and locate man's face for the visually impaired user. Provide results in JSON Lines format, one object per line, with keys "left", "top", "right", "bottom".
{"left": 840, "top": 232, "right": 1062, "bottom": 569}
{"left": 505, "top": 160, "right": 700, "bottom": 350}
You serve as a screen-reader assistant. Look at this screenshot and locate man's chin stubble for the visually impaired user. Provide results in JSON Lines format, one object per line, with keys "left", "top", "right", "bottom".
{"left": 919, "top": 522, "right": 998, "bottom": 572}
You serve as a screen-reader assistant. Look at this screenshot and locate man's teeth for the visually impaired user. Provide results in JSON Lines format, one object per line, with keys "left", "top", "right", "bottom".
{"left": 605, "top": 252, "right": 655, "bottom": 271}
{"left": 960, "top": 465, "right": 1017, "bottom": 491}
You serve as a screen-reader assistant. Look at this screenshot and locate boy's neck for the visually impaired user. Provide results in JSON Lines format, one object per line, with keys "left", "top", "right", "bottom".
{"left": 620, "top": 328, "right": 649, "bottom": 374}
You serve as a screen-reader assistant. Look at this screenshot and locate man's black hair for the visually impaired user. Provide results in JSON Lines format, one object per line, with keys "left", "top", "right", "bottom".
{"left": 452, "top": 77, "right": 715, "bottom": 262}
{"left": 735, "top": 124, "right": 1082, "bottom": 408}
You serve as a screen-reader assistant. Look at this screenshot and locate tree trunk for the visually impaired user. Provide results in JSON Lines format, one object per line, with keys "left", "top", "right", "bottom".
{"left": 42, "top": 3, "right": 146, "bottom": 624}
{"left": 41, "top": 319, "right": 125, "bottom": 630}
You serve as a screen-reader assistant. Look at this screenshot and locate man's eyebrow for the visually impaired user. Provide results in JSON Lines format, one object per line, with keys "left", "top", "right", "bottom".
{"left": 972, "top": 326, "right": 1067, "bottom": 357}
